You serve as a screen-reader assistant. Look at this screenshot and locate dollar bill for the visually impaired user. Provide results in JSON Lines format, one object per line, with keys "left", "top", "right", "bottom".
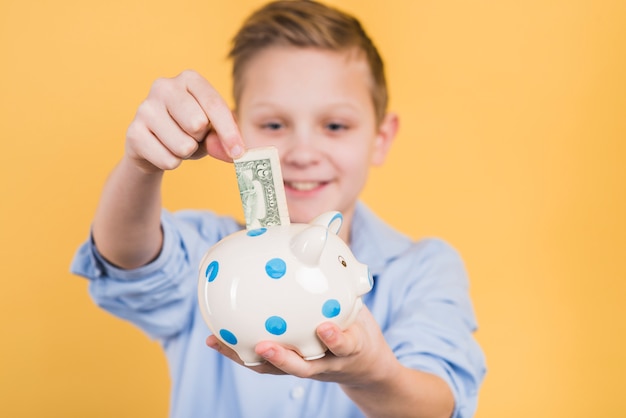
{"left": 234, "top": 146, "right": 290, "bottom": 229}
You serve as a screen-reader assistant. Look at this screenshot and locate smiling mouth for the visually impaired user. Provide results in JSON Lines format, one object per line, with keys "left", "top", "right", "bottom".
{"left": 285, "top": 181, "right": 326, "bottom": 191}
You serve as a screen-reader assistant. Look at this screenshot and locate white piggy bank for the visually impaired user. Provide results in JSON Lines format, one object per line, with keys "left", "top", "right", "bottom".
{"left": 197, "top": 211, "right": 373, "bottom": 366}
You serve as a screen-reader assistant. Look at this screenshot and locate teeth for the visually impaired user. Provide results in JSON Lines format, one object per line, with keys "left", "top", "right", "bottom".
{"left": 288, "top": 181, "right": 320, "bottom": 191}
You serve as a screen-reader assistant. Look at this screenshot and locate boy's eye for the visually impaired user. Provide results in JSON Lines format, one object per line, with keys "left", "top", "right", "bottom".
{"left": 262, "top": 122, "right": 283, "bottom": 130}
{"left": 326, "top": 122, "right": 348, "bottom": 132}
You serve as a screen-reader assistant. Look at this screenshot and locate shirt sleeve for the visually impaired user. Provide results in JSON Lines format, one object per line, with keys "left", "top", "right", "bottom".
{"left": 69, "top": 210, "right": 240, "bottom": 342}
{"left": 379, "top": 239, "right": 486, "bottom": 418}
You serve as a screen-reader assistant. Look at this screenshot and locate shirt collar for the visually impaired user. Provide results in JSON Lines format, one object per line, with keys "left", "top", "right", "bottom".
{"left": 349, "top": 201, "right": 412, "bottom": 278}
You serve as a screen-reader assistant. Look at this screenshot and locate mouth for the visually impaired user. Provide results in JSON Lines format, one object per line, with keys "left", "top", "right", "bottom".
{"left": 284, "top": 180, "right": 327, "bottom": 192}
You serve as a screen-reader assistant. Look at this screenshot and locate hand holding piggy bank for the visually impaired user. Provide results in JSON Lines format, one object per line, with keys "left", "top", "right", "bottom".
{"left": 197, "top": 211, "right": 373, "bottom": 366}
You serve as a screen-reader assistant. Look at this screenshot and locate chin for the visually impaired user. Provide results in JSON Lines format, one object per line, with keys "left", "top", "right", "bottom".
{"left": 288, "top": 213, "right": 317, "bottom": 224}
{"left": 287, "top": 206, "right": 327, "bottom": 224}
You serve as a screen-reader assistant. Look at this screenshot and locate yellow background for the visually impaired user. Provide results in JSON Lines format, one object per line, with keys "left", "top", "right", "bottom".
{"left": 1, "top": 0, "right": 624, "bottom": 416}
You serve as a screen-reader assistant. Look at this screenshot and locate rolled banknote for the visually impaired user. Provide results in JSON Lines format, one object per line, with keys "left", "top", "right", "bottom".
{"left": 234, "top": 146, "right": 290, "bottom": 229}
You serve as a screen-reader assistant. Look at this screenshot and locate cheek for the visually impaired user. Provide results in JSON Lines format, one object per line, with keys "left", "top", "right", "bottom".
{"left": 335, "top": 137, "right": 376, "bottom": 170}
{"left": 332, "top": 149, "right": 371, "bottom": 187}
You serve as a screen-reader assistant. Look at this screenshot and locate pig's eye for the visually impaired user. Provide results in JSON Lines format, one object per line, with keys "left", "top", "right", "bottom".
{"left": 338, "top": 256, "right": 347, "bottom": 267}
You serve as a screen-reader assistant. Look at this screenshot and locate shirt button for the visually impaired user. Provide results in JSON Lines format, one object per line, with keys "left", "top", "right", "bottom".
{"left": 290, "top": 385, "right": 305, "bottom": 400}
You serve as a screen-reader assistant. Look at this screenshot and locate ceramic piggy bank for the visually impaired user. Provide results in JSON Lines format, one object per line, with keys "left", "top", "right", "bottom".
{"left": 197, "top": 211, "right": 372, "bottom": 366}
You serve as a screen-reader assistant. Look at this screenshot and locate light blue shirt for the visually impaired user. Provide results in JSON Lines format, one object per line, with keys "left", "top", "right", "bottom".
{"left": 71, "top": 202, "right": 486, "bottom": 417}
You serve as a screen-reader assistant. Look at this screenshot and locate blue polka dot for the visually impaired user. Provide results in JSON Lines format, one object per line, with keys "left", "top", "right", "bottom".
{"left": 247, "top": 228, "right": 267, "bottom": 237}
{"left": 219, "top": 329, "right": 238, "bottom": 345}
{"left": 265, "top": 316, "right": 287, "bottom": 335}
{"left": 322, "top": 299, "right": 341, "bottom": 318}
{"left": 265, "top": 258, "right": 287, "bottom": 279}
{"left": 205, "top": 261, "right": 219, "bottom": 282}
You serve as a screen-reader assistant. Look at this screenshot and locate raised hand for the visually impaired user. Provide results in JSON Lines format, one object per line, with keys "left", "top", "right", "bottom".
{"left": 125, "top": 70, "right": 244, "bottom": 173}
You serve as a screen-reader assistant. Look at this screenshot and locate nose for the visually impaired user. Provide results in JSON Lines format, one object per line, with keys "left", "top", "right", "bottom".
{"left": 356, "top": 265, "right": 374, "bottom": 296}
{"left": 281, "top": 126, "right": 321, "bottom": 167}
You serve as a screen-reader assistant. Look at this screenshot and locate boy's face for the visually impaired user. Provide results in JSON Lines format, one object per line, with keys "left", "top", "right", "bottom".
{"left": 236, "top": 47, "right": 395, "bottom": 232}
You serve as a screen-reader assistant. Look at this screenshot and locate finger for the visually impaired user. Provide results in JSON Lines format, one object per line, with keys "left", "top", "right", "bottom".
{"left": 182, "top": 71, "right": 245, "bottom": 159}
{"left": 206, "top": 335, "right": 246, "bottom": 365}
{"left": 162, "top": 80, "right": 212, "bottom": 143}
{"left": 142, "top": 101, "right": 202, "bottom": 160}
{"left": 255, "top": 341, "right": 319, "bottom": 379}
{"left": 126, "top": 121, "right": 184, "bottom": 171}
{"left": 199, "top": 132, "right": 231, "bottom": 162}
{"left": 206, "top": 336, "right": 287, "bottom": 375}
{"left": 317, "top": 322, "right": 360, "bottom": 358}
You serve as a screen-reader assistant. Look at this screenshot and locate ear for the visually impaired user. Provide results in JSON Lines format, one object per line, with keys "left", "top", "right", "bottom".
{"left": 371, "top": 112, "right": 399, "bottom": 166}
{"left": 290, "top": 225, "right": 327, "bottom": 266}
{"left": 310, "top": 211, "right": 343, "bottom": 235}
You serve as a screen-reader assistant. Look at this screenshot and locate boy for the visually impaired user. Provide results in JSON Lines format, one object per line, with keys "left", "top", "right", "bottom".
{"left": 71, "top": 1, "right": 486, "bottom": 417}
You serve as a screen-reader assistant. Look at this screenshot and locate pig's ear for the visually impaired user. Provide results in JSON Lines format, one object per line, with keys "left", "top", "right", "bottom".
{"left": 290, "top": 212, "right": 343, "bottom": 265}
{"left": 290, "top": 225, "right": 327, "bottom": 266}
{"left": 310, "top": 211, "right": 343, "bottom": 235}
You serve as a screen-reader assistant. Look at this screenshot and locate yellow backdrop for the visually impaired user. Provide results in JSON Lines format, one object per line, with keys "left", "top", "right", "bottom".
{"left": 1, "top": 0, "right": 625, "bottom": 416}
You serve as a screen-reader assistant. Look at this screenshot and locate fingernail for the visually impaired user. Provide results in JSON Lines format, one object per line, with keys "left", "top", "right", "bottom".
{"left": 261, "top": 349, "right": 275, "bottom": 359}
{"left": 230, "top": 145, "right": 243, "bottom": 159}
{"left": 320, "top": 328, "right": 334, "bottom": 340}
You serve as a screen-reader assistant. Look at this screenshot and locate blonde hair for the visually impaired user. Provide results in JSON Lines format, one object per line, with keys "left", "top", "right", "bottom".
{"left": 229, "top": 0, "right": 388, "bottom": 123}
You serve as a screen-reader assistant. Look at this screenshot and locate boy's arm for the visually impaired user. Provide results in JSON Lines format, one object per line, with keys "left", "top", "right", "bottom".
{"left": 341, "top": 365, "right": 455, "bottom": 418}
{"left": 332, "top": 309, "right": 456, "bottom": 418}
{"left": 92, "top": 70, "right": 244, "bottom": 269}
{"left": 92, "top": 157, "right": 164, "bottom": 269}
